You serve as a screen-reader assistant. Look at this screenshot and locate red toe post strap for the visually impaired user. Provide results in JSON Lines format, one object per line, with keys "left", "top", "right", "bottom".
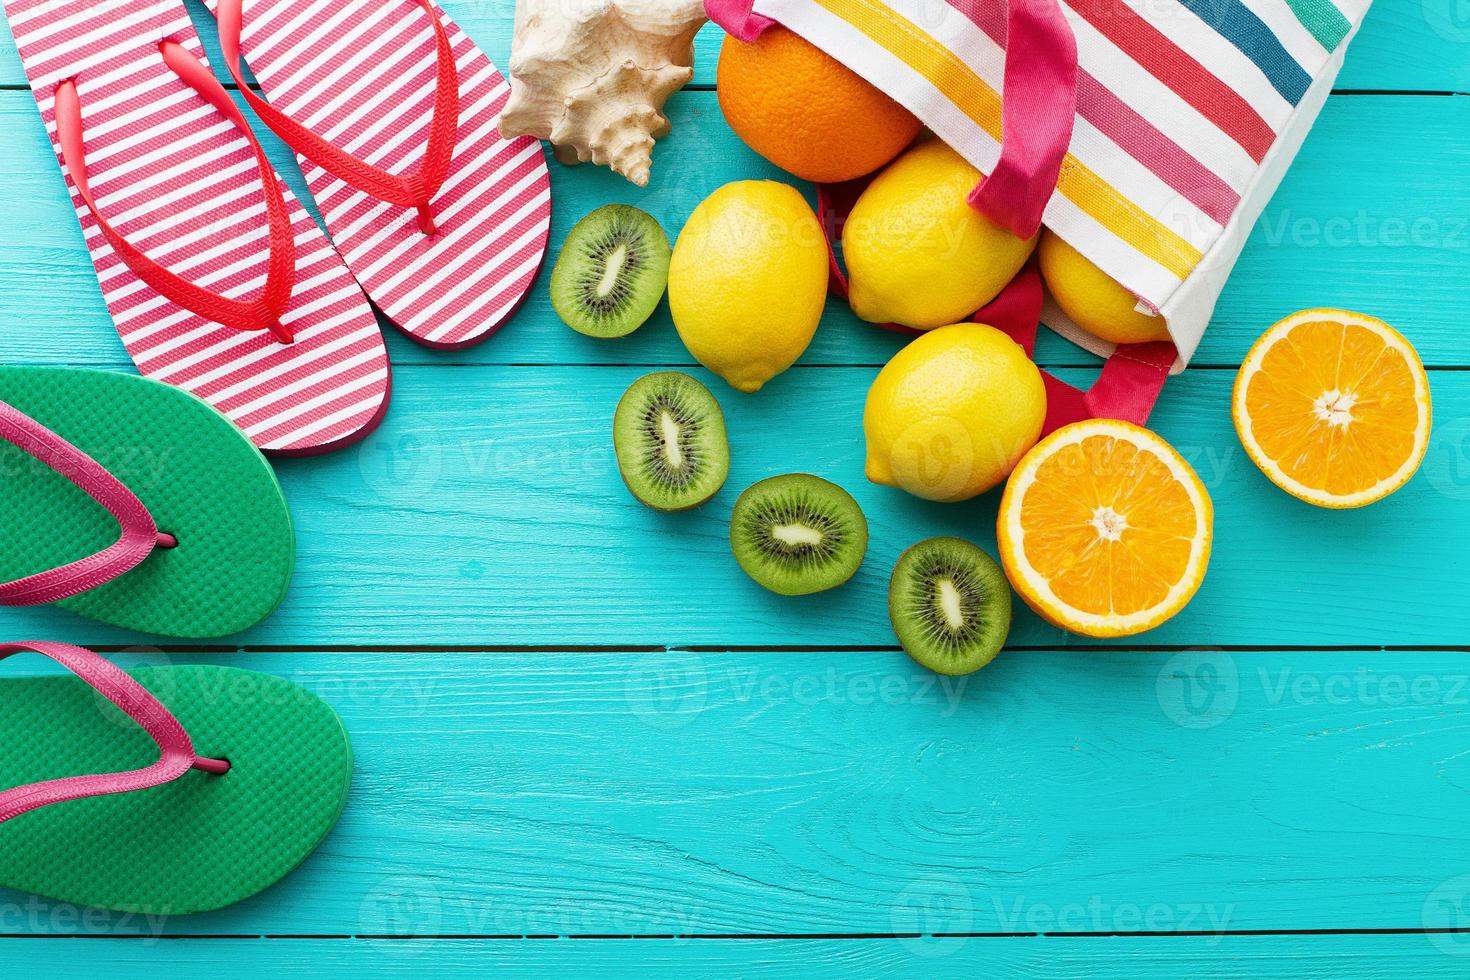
{"left": 55, "top": 42, "right": 297, "bottom": 344}
{"left": 0, "top": 642, "right": 228, "bottom": 827}
{"left": 817, "top": 185, "right": 1174, "bottom": 436}
{"left": 0, "top": 402, "right": 174, "bottom": 607}
{"left": 214, "top": 0, "right": 462, "bottom": 236}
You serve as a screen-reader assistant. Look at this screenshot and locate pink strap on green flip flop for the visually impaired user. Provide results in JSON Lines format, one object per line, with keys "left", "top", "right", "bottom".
{"left": 0, "top": 402, "right": 174, "bottom": 607}
{"left": 0, "top": 642, "right": 229, "bottom": 825}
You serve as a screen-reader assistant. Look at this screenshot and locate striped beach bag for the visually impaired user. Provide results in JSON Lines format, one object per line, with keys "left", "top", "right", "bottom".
{"left": 708, "top": 0, "right": 1372, "bottom": 431}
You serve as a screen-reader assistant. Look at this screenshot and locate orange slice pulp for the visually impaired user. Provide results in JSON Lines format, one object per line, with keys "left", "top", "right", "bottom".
{"left": 1232, "top": 309, "right": 1430, "bottom": 508}
{"left": 997, "top": 419, "right": 1213, "bottom": 638}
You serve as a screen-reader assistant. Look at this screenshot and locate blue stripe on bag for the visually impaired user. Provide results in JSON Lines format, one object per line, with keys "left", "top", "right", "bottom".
{"left": 1174, "top": 0, "right": 1313, "bottom": 104}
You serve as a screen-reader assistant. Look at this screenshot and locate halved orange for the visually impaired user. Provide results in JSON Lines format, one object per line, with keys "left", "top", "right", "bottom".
{"left": 997, "top": 420, "right": 1213, "bottom": 638}
{"left": 1233, "top": 309, "right": 1431, "bottom": 508}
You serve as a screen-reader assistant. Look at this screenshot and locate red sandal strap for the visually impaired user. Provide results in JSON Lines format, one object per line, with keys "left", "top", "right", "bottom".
{"left": 215, "top": 0, "right": 462, "bottom": 236}
{"left": 0, "top": 402, "right": 174, "bottom": 607}
{"left": 0, "top": 642, "right": 228, "bottom": 826}
{"left": 55, "top": 42, "right": 297, "bottom": 344}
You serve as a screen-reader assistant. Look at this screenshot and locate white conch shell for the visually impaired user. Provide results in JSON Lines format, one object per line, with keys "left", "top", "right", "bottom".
{"left": 500, "top": 0, "right": 706, "bottom": 187}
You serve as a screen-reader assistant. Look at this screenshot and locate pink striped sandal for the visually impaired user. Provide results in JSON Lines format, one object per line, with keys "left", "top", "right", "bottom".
{"left": 204, "top": 0, "right": 554, "bottom": 349}
{"left": 2, "top": 0, "right": 391, "bottom": 455}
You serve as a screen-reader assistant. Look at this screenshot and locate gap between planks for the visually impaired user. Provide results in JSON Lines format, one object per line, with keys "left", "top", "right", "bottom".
{"left": 65, "top": 644, "right": 1470, "bottom": 654}
{"left": 7, "top": 927, "right": 1470, "bottom": 941}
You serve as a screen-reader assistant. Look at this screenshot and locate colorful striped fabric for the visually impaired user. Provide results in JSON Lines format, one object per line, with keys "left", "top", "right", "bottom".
{"left": 750, "top": 0, "right": 1371, "bottom": 362}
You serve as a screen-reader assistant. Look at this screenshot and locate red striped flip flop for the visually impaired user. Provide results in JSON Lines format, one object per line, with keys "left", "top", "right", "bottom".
{"left": 1, "top": 0, "right": 392, "bottom": 455}
{"left": 204, "top": 0, "right": 554, "bottom": 349}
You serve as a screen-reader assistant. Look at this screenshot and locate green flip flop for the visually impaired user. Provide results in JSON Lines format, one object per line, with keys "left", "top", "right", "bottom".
{"left": 0, "top": 367, "right": 294, "bottom": 638}
{"left": 0, "top": 642, "right": 352, "bottom": 915}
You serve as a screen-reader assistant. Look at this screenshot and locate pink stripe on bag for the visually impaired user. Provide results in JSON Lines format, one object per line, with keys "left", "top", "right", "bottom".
{"left": 944, "top": 0, "right": 1239, "bottom": 225}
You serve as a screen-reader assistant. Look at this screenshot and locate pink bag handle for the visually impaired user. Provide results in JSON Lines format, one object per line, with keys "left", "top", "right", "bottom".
{"left": 706, "top": 0, "right": 1077, "bottom": 237}
{"left": 0, "top": 642, "right": 229, "bottom": 826}
{"left": 706, "top": 0, "right": 1172, "bottom": 430}
{"left": 818, "top": 183, "right": 1174, "bottom": 435}
{"left": 0, "top": 401, "right": 175, "bottom": 607}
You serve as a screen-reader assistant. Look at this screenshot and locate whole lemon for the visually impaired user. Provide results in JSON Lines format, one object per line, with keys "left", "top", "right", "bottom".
{"left": 669, "top": 181, "right": 829, "bottom": 393}
{"left": 717, "top": 27, "right": 922, "bottom": 183}
{"left": 864, "top": 323, "right": 1045, "bottom": 502}
{"left": 843, "top": 140, "right": 1037, "bottom": 330}
{"left": 1038, "top": 231, "right": 1172, "bottom": 345}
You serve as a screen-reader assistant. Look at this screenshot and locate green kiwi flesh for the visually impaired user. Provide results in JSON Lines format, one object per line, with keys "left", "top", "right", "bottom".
{"left": 730, "top": 474, "right": 868, "bottom": 595}
{"left": 889, "top": 536, "right": 1011, "bottom": 675}
{"left": 613, "top": 372, "right": 729, "bottom": 511}
{"left": 551, "top": 204, "right": 671, "bottom": 338}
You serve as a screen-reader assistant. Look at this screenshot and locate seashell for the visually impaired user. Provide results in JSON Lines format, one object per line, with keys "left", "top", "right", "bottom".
{"left": 500, "top": 0, "right": 707, "bottom": 187}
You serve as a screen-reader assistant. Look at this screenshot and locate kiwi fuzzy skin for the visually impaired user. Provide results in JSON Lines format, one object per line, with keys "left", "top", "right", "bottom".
{"left": 613, "top": 372, "right": 729, "bottom": 512}
{"left": 729, "top": 473, "right": 869, "bottom": 595}
{"left": 888, "top": 536, "right": 1011, "bottom": 676}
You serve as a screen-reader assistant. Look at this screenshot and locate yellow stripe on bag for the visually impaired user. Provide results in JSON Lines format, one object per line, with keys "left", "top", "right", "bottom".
{"left": 812, "top": 0, "right": 1203, "bottom": 279}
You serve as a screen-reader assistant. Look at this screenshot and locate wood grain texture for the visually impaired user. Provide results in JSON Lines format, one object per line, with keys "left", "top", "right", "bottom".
{"left": 8, "top": 364, "right": 1467, "bottom": 648}
{"left": 0, "top": 90, "right": 1463, "bottom": 369}
{"left": 0, "top": 0, "right": 1464, "bottom": 972}
{"left": 3, "top": 934, "right": 1468, "bottom": 978}
{"left": 2, "top": 649, "right": 1468, "bottom": 937}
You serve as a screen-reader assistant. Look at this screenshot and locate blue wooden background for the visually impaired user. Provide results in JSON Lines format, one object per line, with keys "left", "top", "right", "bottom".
{"left": 4, "top": 0, "right": 1470, "bottom": 975}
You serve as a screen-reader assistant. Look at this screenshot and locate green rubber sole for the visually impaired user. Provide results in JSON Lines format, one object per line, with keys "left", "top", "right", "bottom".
{"left": 0, "top": 368, "right": 294, "bottom": 638}
{"left": 0, "top": 664, "right": 352, "bottom": 915}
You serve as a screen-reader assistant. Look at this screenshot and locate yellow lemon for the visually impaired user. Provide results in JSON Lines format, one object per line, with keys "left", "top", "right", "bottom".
{"left": 864, "top": 323, "right": 1046, "bottom": 502}
{"left": 668, "top": 180, "right": 829, "bottom": 393}
{"left": 1038, "top": 231, "right": 1171, "bottom": 345}
{"left": 843, "top": 140, "right": 1036, "bottom": 330}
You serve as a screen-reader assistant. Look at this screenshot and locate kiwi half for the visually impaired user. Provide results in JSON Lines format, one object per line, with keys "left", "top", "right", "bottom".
{"left": 551, "top": 204, "right": 671, "bottom": 338}
{"left": 730, "top": 474, "right": 868, "bottom": 595}
{"left": 613, "top": 372, "right": 729, "bottom": 511}
{"left": 889, "top": 537, "right": 1011, "bottom": 675}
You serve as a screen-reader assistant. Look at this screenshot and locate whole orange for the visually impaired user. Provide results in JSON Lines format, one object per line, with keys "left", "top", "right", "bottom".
{"left": 716, "top": 27, "right": 922, "bottom": 183}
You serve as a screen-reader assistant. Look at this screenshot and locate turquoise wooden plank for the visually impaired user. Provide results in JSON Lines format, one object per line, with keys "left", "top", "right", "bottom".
{"left": 0, "top": 91, "right": 1463, "bottom": 370}
{"left": 9, "top": 364, "right": 1467, "bottom": 648}
{"left": 2, "top": 934, "right": 1466, "bottom": 978}
{"left": 0, "top": 0, "right": 1464, "bottom": 91}
{"left": 3, "top": 649, "right": 1466, "bottom": 935}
